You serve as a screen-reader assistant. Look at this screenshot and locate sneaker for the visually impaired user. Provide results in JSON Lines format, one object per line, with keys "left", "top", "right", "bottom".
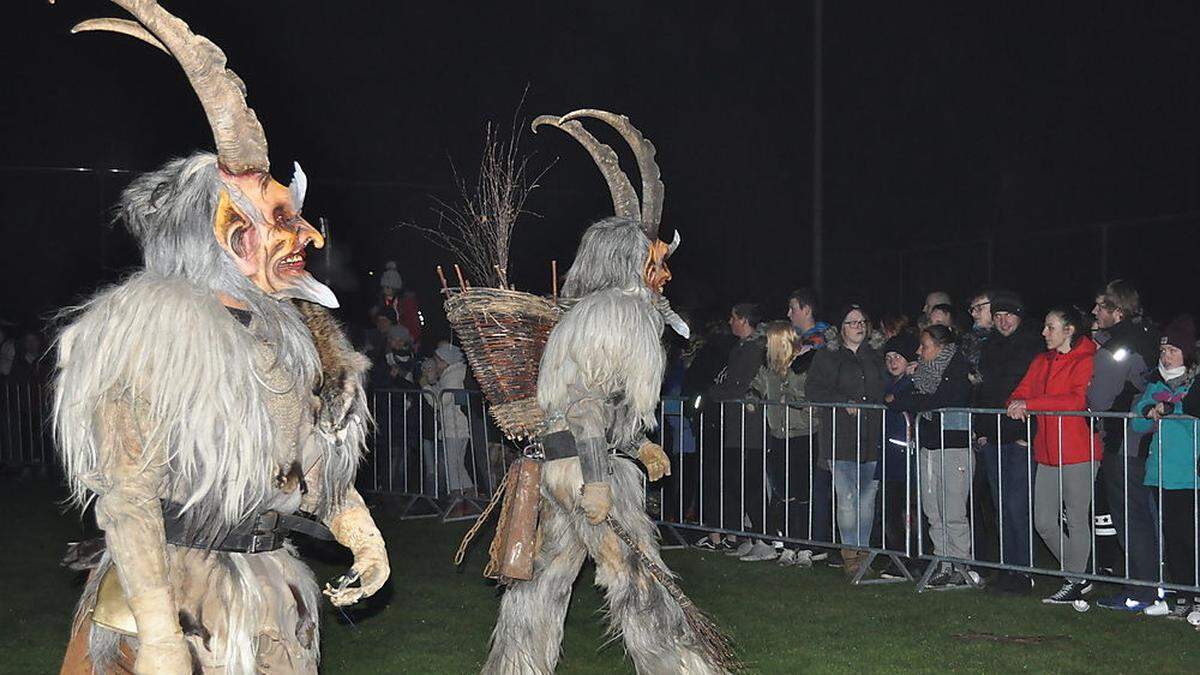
{"left": 926, "top": 563, "right": 954, "bottom": 588}
{"left": 693, "top": 536, "right": 719, "bottom": 551}
{"left": 1143, "top": 600, "right": 1171, "bottom": 617}
{"left": 740, "top": 540, "right": 779, "bottom": 562}
{"left": 776, "top": 549, "right": 797, "bottom": 566}
{"left": 1042, "top": 580, "right": 1094, "bottom": 605}
{"left": 794, "top": 549, "right": 815, "bottom": 568}
{"left": 1098, "top": 595, "right": 1154, "bottom": 612}
{"left": 726, "top": 540, "right": 755, "bottom": 557}
{"left": 807, "top": 549, "right": 830, "bottom": 562}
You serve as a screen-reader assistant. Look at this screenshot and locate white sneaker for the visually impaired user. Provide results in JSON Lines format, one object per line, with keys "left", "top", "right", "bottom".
{"left": 794, "top": 549, "right": 815, "bottom": 568}
{"left": 776, "top": 549, "right": 797, "bottom": 566}
{"left": 739, "top": 540, "right": 779, "bottom": 562}
{"left": 1144, "top": 600, "right": 1171, "bottom": 617}
{"left": 726, "top": 540, "right": 754, "bottom": 557}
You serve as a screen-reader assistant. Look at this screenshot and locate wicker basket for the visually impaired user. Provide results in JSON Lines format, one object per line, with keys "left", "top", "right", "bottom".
{"left": 443, "top": 287, "right": 561, "bottom": 441}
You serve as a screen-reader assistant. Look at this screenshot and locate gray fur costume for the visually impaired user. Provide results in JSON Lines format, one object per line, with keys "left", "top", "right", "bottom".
{"left": 483, "top": 109, "right": 727, "bottom": 674}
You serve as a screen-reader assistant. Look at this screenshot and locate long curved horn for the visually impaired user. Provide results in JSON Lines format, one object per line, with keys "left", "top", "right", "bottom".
{"left": 560, "top": 109, "right": 664, "bottom": 239}
{"left": 532, "top": 114, "right": 639, "bottom": 221}
{"left": 70, "top": 1, "right": 269, "bottom": 174}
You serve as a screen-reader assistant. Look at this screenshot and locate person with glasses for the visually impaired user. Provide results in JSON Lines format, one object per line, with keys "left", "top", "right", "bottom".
{"left": 808, "top": 304, "right": 886, "bottom": 579}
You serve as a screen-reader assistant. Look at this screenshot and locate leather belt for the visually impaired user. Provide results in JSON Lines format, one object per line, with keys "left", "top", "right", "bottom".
{"left": 161, "top": 501, "right": 334, "bottom": 554}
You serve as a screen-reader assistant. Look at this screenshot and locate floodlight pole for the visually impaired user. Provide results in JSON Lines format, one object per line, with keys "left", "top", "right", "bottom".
{"left": 812, "top": 0, "right": 824, "bottom": 298}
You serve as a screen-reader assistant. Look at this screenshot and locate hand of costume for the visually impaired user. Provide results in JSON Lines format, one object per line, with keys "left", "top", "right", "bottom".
{"left": 637, "top": 441, "right": 671, "bottom": 482}
{"left": 129, "top": 587, "right": 192, "bottom": 675}
{"left": 580, "top": 482, "right": 612, "bottom": 525}
{"left": 324, "top": 506, "right": 389, "bottom": 607}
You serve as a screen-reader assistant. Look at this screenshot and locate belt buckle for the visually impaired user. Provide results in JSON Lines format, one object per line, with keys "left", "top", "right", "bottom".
{"left": 255, "top": 511, "right": 281, "bottom": 535}
{"left": 247, "top": 532, "right": 276, "bottom": 554}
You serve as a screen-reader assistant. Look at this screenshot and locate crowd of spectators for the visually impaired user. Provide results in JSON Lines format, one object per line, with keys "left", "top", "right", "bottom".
{"left": 663, "top": 280, "right": 1198, "bottom": 620}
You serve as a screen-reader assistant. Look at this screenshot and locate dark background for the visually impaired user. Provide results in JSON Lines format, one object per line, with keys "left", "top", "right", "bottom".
{"left": 3, "top": 1, "right": 1199, "bottom": 338}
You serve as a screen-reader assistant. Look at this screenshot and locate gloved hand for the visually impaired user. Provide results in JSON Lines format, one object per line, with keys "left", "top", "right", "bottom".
{"left": 637, "top": 441, "right": 671, "bottom": 482}
{"left": 580, "top": 482, "right": 612, "bottom": 525}
{"left": 128, "top": 587, "right": 192, "bottom": 675}
{"left": 324, "top": 506, "right": 390, "bottom": 607}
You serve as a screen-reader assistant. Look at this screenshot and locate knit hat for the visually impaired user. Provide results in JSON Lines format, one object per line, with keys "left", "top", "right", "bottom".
{"left": 883, "top": 333, "right": 919, "bottom": 363}
{"left": 380, "top": 261, "right": 403, "bottom": 290}
{"left": 990, "top": 291, "right": 1024, "bottom": 316}
{"left": 434, "top": 342, "right": 464, "bottom": 365}
{"left": 1162, "top": 314, "right": 1197, "bottom": 362}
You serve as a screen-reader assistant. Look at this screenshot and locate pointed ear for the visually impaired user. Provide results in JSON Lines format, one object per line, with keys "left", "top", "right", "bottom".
{"left": 213, "top": 189, "right": 257, "bottom": 264}
{"left": 289, "top": 161, "right": 307, "bottom": 210}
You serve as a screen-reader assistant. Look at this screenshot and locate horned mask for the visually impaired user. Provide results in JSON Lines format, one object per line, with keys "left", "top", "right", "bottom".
{"left": 531, "top": 110, "right": 680, "bottom": 296}
{"left": 67, "top": 0, "right": 337, "bottom": 308}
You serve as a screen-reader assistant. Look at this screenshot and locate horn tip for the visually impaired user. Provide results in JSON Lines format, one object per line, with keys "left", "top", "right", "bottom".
{"left": 530, "top": 115, "right": 560, "bottom": 133}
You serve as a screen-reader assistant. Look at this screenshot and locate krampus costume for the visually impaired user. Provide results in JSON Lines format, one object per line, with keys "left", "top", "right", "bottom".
{"left": 482, "top": 110, "right": 730, "bottom": 674}
{"left": 51, "top": 2, "right": 388, "bottom": 673}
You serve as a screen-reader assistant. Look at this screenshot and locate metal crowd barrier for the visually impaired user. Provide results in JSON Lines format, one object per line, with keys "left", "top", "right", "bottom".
{"left": 650, "top": 396, "right": 1200, "bottom": 596}
{"left": 0, "top": 381, "right": 52, "bottom": 473}
{"left": 362, "top": 388, "right": 1200, "bottom": 598}
{"left": 363, "top": 388, "right": 512, "bottom": 522}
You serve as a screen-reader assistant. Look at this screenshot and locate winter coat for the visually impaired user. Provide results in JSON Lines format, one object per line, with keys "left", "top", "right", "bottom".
{"left": 889, "top": 350, "right": 974, "bottom": 450}
{"left": 1087, "top": 319, "right": 1160, "bottom": 454}
{"left": 426, "top": 361, "right": 470, "bottom": 439}
{"left": 879, "top": 374, "right": 914, "bottom": 481}
{"left": 707, "top": 331, "right": 766, "bottom": 448}
{"left": 750, "top": 364, "right": 816, "bottom": 439}
{"left": 973, "top": 325, "right": 1044, "bottom": 445}
{"left": 1008, "top": 337, "right": 1101, "bottom": 466}
{"left": 1133, "top": 367, "right": 1198, "bottom": 490}
{"left": 807, "top": 338, "right": 885, "bottom": 463}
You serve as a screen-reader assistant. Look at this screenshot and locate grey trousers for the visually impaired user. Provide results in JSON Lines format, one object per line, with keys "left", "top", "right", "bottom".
{"left": 1034, "top": 462, "right": 1098, "bottom": 576}
{"left": 919, "top": 448, "right": 974, "bottom": 560}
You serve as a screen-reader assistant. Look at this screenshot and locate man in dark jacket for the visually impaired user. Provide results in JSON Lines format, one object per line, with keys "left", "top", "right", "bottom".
{"left": 972, "top": 291, "right": 1043, "bottom": 592}
{"left": 698, "top": 303, "right": 767, "bottom": 553}
{"left": 1088, "top": 280, "right": 1162, "bottom": 610}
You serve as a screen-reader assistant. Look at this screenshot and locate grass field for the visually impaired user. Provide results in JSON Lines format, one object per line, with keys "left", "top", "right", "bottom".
{"left": 2, "top": 478, "right": 1198, "bottom": 674}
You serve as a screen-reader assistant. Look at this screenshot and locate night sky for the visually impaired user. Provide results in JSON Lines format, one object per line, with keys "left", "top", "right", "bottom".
{"left": 3, "top": 1, "right": 1199, "bottom": 338}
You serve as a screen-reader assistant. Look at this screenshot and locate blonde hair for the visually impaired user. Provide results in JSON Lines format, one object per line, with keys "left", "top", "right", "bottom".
{"left": 764, "top": 320, "right": 799, "bottom": 376}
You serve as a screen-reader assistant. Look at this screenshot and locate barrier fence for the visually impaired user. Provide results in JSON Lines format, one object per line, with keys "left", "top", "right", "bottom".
{"left": 6, "top": 381, "right": 1192, "bottom": 598}
{"left": 0, "top": 382, "right": 51, "bottom": 472}
{"left": 364, "top": 388, "right": 1200, "bottom": 598}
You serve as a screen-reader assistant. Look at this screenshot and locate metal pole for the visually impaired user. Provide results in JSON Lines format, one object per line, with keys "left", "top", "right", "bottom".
{"left": 812, "top": 0, "right": 824, "bottom": 297}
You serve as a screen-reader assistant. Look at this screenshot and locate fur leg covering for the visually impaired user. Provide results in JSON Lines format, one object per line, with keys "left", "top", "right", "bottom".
{"left": 482, "top": 486, "right": 588, "bottom": 674}
{"left": 482, "top": 457, "right": 728, "bottom": 675}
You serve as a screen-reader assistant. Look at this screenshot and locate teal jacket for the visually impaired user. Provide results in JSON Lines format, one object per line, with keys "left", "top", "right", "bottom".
{"left": 1133, "top": 367, "right": 1198, "bottom": 490}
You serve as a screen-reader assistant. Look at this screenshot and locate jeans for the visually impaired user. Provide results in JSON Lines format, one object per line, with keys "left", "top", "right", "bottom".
{"left": 980, "top": 441, "right": 1034, "bottom": 567}
{"left": 1102, "top": 452, "right": 1160, "bottom": 600}
{"left": 832, "top": 460, "right": 879, "bottom": 547}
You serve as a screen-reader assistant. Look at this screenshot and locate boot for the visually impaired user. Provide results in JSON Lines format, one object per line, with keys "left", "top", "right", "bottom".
{"left": 841, "top": 549, "right": 861, "bottom": 579}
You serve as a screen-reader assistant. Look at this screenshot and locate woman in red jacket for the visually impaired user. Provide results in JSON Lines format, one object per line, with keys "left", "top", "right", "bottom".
{"left": 1007, "top": 306, "right": 1100, "bottom": 605}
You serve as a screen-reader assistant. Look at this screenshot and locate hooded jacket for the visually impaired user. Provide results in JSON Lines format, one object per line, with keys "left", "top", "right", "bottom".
{"left": 806, "top": 333, "right": 885, "bottom": 463}
{"left": 1009, "top": 336, "right": 1101, "bottom": 466}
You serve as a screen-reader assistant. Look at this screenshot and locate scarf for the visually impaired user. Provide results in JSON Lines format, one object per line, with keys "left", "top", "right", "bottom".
{"left": 913, "top": 343, "right": 957, "bottom": 394}
{"left": 1159, "top": 363, "right": 1186, "bottom": 383}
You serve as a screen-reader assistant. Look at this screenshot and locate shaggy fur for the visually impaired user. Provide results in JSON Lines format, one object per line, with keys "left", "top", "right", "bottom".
{"left": 53, "top": 151, "right": 370, "bottom": 674}
{"left": 486, "top": 215, "right": 727, "bottom": 674}
{"left": 483, "top": 458, "right": 724, "bottom": 674}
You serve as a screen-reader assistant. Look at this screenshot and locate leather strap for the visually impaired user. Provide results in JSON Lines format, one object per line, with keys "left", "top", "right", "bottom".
{"left": 161, "top": 502, "right": 334, "bottom": 554}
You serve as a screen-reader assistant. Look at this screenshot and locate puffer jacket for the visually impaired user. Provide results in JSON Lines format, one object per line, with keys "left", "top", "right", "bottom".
{"left": 1134, "top": 366, "right": 1198, "bottom": 490}
{"left": 750, "top": 365, "right": 816, "bottom": 439}
{"left": 1008, "top": 337, "right": 1101, "bottom": 466}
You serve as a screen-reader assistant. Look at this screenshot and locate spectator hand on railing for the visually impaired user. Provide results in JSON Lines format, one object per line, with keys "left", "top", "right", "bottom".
{"left": 1005, "top": 399, "right": 1028, "bottom": 421}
